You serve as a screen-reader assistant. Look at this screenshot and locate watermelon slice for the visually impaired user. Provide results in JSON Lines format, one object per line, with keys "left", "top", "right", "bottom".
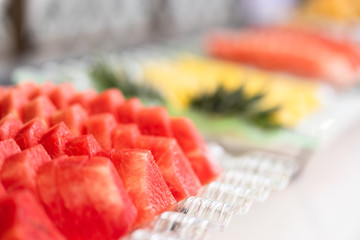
{"left": 0, "top": 86, "right": 13, "bottom": 100}
{"left": 65, "top": 134, "right": 102, "bottom": 157}
{"left": 116, "top": 97, "right": 142, "bottom": 123}
{"left": 30, "top": 82, "right": 56, "bottom": 100}
{"left": 36, "top": 161, "right": 73, "bottom": 238}
{"left": 0, "top": 181, "right": 6, "bottom": 197}
{"left": 50, "top": 104, "right": 88, "bottom": 136}
{"left": 171, "top": 117, "right": 207, "bottom": 153}
{"left": 69, "top": 89, "right": 97, "bottom": 111}
{"left": 14, "top": 118, "right": 48, "bottom": 150}
{"left": 23, "top": 96, "right": 57, "bottom": 126}
{"left": 1, "top": 144, "right": 51, "bottom": 193}
{"left": 89, "top": 88, "right": 125, "bottom": 115}
{"left": 0, "top": 89, "right": 28, "bottom": 121}
{"left": 85, "top": 113, "right": 117, "bottom": 149}
{"left": 43, "top": 156, "right": 137, "bottom": 239}
{"left": 81, "top": 156, "right": 137, "bottom": 238}
{"left": 17, "top": 82, "right": 39, "bottom": 99}
{"left": 0, "top": 139, "right": 21, "bottom": 170}
{"left": 0, "top": 190, "right": 66, "bottom": 240}
{"left": 171, "top": 117, "right": 222, "bottom": 184}
{"left": 134, "top": 135, "right": 201, "bottom": 201}
{"left": 55, "top": 155, "right": 106, "bottom": 240}
{"left": 95, "top": 149, "right": 113, "bottom": 159}
{"left": 136, "top": 107, "right": 173, "bottom": 137}
{"left": 108, "top": 149, "right": 176, "bottom": 225}
{"left": 112, "top": 124, "right": 141, "bottom": 149}
{"left": 40, "top": 122, "right": 73, "bottom": 159}
{"left": 48, "top": 83, "right": 76, "bottom": 109}
{"left": 0, "top": 114, "right": 23, "bottom": 141}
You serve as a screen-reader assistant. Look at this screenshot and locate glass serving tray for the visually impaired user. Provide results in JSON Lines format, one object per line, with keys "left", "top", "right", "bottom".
{"left": 125, "top": 143, "right": 300, "bottom": 240}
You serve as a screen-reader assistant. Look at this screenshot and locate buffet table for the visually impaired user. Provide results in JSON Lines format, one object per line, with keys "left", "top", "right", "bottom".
{"left": 208, "top": 122, "right": 360, "bottom": 240}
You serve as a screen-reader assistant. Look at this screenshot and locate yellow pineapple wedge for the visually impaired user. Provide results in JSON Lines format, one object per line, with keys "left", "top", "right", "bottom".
{"left": 142, "top": 55, "right": 321, "bottom": 127}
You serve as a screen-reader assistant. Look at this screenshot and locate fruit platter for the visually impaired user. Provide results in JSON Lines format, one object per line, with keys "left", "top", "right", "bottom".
{"left": 0, "top": 82, "right": 299, "bottom": 240}
{"left": 14, "top": 27, "right": 360, "bottom": 152}
{"left": 7, "top": 26, "right": 360, "bottom": 239}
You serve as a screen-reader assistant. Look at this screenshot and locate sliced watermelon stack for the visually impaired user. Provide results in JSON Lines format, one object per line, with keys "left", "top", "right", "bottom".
{"left": 0, "top": 82, "right": 222, "bottom": 239}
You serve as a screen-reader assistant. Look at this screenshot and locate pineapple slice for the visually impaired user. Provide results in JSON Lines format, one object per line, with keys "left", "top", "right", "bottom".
{"left": 142, "top": 56, "right": 321, "bottom": 127}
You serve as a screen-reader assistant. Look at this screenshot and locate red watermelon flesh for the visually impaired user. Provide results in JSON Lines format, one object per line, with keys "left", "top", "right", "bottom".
{"left": 50, "top": 104, "right": 88, "bottom": 136}
{"left": 0, "top": 86, "right": 13, "bottom": 100}
{"left": 55, "top": 156, "right": 107, "bottom": 240}
{"left": 39, "top": 156, "right": 137, "bottom": 239}
{"left": 0, "top": 190, "right": 66, "bottom": 240}
{"left": 0, "top": 89, "right": 28, "bottom": 121}
{"left": 85, "top": 113, "right": 117, "bottom": 149}
{"left": 95, "top": 148, "right": 116, "bottom": 159}
{"left": 187, "top": 151, "right": 222, "bottom": 185}
{"left": 36, "top": 161, "right": 73, "bottom": 238}
{"left": 134, "top": 136, "right": 201, "bottom": 201}
{"left": 116, "top": 97, "right": 142, "bottom": 123}
{"left": 0, "top": 114, "right": 23, "bottom": 141}
{"left": 40, "top": 122, "right": 73, "bottom": 159}
{"left": 30, "top": 82, "right": 56, "bottom": 100}
{"left": 17, "top": 82, "right": 39, "bottom": 99}
{"left": 69, "top": 89, "right": 97, "bottom": 111}
{"left": 89, "top": 88, "right": 125, "bottom": 115}
{"left": 1, "top": 144, "right": 51, "bottom": 193}
{"left": 82, "top": 156, "right": 137, "bottom": 239}
{"left": 14, "top": 118, "right": 48, "bottom": 150}
{"left": 136, "top": 107, "right": 173, "bottom": 137}
{"left": 171, "top": 117, "right": 222, "bottom": 184}
{"left": 109, "top": 149, "right": 176, "bottom": 226}
{"left": 23, "top": 96, "right": 57, "bottom": 126}
{"left": 65, "top": 134, "right": 102, "bottom": 157}
{"left": 112, "top": 124, "right": 140, "bottom": 149}
{"left": 48, "top": 83, "right": 76, "bottom": 109}
{"left": 170, "top": 117, "right": 207, "bottom": 153}
{"left": 0, "top": 181, "right": 5, "bottom": 197}
{"left": 0, "top": 139, "right": 21, "bottom": 170}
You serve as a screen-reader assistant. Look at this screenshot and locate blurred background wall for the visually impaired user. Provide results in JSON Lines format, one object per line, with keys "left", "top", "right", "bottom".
{"left": 0, "top": 0, "right": 302, "bottom": 84}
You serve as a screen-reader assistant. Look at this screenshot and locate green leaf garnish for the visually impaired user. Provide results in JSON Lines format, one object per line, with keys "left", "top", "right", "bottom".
{"left": 190, "top": 85, "right": 281, "bottom": 129}
{"left": 90, "top": 61, "right": 164, "bottom": 104}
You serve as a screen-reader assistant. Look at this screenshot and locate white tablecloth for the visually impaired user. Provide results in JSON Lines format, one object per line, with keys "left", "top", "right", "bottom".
{"left": 208, "top": 122, "right": 360, "bottom": 240}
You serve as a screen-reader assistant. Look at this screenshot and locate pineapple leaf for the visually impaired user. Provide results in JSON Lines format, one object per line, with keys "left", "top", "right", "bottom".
{"left": 190, "top": 85, "right": 281, "bottom": 129}
{"left": 90, "top": 61, "right": 164, "bottom": 103}
{"left": 90, "top": 61, "right": 119, "bottom": 92}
